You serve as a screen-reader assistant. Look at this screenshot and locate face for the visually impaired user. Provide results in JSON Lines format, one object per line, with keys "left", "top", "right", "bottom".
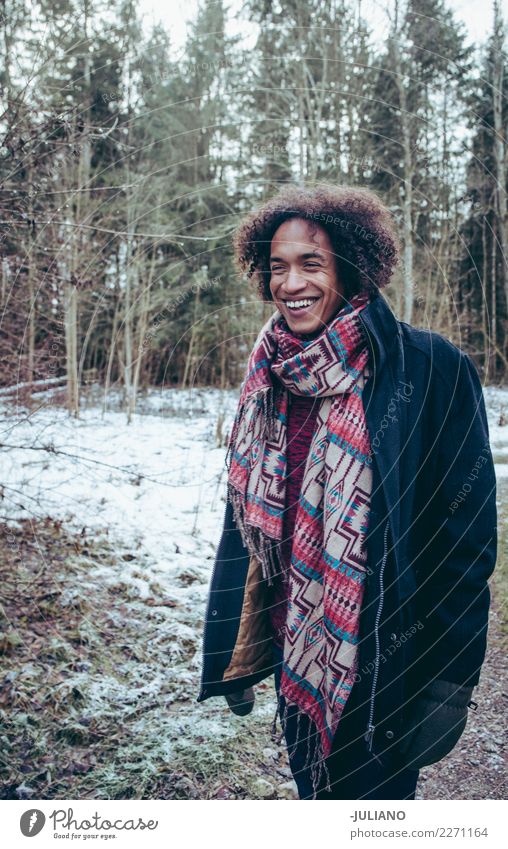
{"left": 269, "top": 217, "right": 345, "bottom": 338}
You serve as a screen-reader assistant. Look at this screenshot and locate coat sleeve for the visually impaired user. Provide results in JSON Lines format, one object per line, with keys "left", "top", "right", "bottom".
{"left": 412, "top": 350, "right": 498, "bottom": 689}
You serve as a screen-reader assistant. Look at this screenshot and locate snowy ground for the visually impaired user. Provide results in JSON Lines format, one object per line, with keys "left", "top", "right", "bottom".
{"left": 1, "top": 383, "right": 507, "bottom": 799}
{"left": 1, "top": 386, "right": 238, "bottom": 561}
{"left": 483, "top": 385, "right": 508, "bottom": 471}
{"left": 0, "top": 387, "right": 508, "bottom": 548}
{"left": 1, "top": 387, "right": 296, "bottom": 799}
{"left": 3, "top": 384, "right": 507, "bottom": 555}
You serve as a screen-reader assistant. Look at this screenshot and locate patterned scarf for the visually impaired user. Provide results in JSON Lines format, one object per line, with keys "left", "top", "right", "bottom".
{"left": 225, "top": 291, "right": 373, "bottom": 797}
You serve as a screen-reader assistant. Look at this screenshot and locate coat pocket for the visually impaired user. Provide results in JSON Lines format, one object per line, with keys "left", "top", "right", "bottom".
{"left": 395, "top": 678, "right": 473, "bottom": 770}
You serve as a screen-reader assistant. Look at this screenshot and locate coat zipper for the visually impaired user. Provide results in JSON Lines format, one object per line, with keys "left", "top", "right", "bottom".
{"left": 197, "top": 495, "right": 230, "bottom": 701}
{"left": 364, "top": 517, "right": 390, "bottom": 754}
{"left": 359, "top": 323, "right": 403, "bottom": 752}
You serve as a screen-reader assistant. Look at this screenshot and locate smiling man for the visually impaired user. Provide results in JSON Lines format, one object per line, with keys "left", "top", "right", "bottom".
{"left": 197, "top": 184, "right": 497, "bottom": 800}
{"left": 269, "top": 217, "right": 345, "bottom": 336}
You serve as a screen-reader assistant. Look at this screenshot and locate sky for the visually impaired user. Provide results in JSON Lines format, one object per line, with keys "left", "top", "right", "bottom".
{"left": 138, "top": 0, "right": 506, "bottom": 54}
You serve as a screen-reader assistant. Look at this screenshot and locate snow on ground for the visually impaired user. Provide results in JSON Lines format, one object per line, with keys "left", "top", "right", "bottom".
{"left": 1, "top": 384, "right": 507, "bottom": 799}
{"left": 2, "top": 380, "right": 506, "bottom": 677}
{"left": 0, "top": 388, "right": 244, "bottom": 697}
{"left": 2, "top": 384, "right": 508, "bottom": 549}
{"left": 0, "top": 379, "right": 506, "bottom": 647}
{"left": 1, "top": 387, "right": 240, "bottom": 562}
{"left": 1, "top": 387, "right": 257, "bottom": 798}
{"left": 483, "top": 386, "right": 508, "bottom": 475}
{"left": 1, "top": 383, "right": 507, "bottom": 614}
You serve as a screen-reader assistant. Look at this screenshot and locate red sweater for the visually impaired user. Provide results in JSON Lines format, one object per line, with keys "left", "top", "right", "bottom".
{"left": 268, "top": 391, "right": 320, "bottom": 647}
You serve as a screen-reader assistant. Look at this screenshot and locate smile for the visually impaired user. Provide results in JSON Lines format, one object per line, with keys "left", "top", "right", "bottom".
{"left": 283, "top": 297, "right": 321, "bottom": 312}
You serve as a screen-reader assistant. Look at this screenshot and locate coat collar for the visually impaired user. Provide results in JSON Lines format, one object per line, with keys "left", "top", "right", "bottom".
{"left": 358, "top": 292, "right": 402, "bottom": 374}
{"left": 358, "top": 292, "right": 405, "bottom": 578}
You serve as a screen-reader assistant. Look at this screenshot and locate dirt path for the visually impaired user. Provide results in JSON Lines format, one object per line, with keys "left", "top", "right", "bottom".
{"left": 416, "top": 598, "right": 507, "bottom": 800}
{"left": 415, "top": 479, "right": 507, "bottom": 800}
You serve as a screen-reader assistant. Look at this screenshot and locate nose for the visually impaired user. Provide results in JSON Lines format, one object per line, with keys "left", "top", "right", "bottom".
{"left": 283, "top": 266, "right": 307, "bottom": 295}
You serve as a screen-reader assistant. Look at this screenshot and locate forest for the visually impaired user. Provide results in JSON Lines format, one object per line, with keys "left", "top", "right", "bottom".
{"left": 1, "top": 0, "right": 508, "bottom": 417}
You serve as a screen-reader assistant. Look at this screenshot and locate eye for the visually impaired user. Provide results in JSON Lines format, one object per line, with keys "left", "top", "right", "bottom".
{"left": 271, "top": 265, "right": 285, "bottom": 273}
{"left": 303, "top": 262, "right": 320, "bottom": 269}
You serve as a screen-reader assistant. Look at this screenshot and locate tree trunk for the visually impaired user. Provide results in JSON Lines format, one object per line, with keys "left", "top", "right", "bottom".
{"left": 181, "top": 282, "right": 201, "bottom": 390}
{"left": 103, "top": 253, "right": 120, "bottom": 414}
{"left": 64, "top": 279, "right": 79, "bottom": 416}
{"left": 131, "top": 247, "right": 156, "bottom": 416}
{"left": 492, "top": 3, "right": 507, "bottom": 360}
{"left": 26, "top": 162, "right": 35, "bottom": 384}
{"left": 491, "top": 209, "right": 498, "bottom": 376}
{"left": 123, "top": 234, "right": 135, "bottom": 423}
{"left": 391, "top": 1, "right": 414, "bottom": 324}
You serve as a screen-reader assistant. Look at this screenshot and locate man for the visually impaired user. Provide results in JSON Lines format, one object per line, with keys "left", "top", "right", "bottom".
{"left": 196, "top": 184, "right": 497, "bottom": 800}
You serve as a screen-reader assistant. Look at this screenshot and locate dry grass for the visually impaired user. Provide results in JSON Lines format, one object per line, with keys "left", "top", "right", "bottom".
{"left": 1, "top": 490, "right": 505, "bottom": 801}
{"left": 0, "top": 519, "right": 292, "bottom": 800}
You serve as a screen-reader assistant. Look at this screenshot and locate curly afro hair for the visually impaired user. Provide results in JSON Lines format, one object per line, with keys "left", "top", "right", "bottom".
{"left": 233, "top": 184, "right": 401, "bottom": 301}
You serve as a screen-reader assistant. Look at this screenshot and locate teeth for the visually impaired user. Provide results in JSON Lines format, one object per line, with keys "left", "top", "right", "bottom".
{"left": 285, "top": 298, "right": 318, "bottom": 309}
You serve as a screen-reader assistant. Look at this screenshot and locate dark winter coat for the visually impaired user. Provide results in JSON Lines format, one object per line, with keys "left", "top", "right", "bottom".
{"left": 196, "top": 292, "right": 498, "bottom": 762}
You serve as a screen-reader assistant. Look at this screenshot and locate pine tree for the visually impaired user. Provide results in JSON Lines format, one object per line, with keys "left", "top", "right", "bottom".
{"left": 365, "top": 0, "right": 473, "bottom": 323}
{"left": 459, "top": 0, "right": 508, "bottom": 379}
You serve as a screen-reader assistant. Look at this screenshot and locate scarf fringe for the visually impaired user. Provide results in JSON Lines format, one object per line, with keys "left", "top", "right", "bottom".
{"left": 272, "top": 689, "right": 332, "bottom": 799}
{"left": 227, "top": 481, "right": 281, "bottom": 586}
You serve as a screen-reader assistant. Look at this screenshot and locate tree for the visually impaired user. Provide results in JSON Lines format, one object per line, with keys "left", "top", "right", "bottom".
{"left": 365, "top": 0, "right": 473, "bottom": 323}
{"left": 459, "top": 0, "right": 508, "bottom": 379}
